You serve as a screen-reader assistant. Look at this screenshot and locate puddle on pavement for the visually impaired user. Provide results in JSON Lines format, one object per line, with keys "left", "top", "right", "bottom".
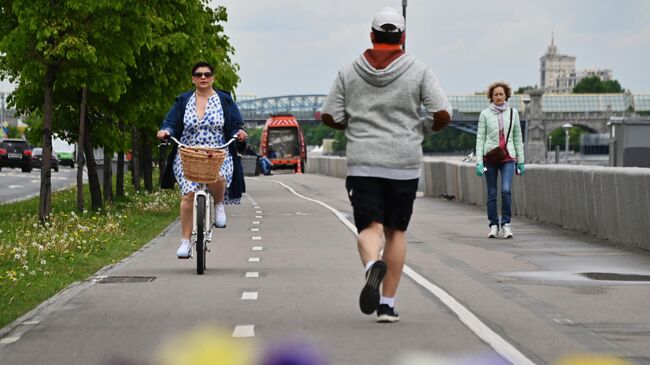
{"left": 499, "top": 271, "right": 650, "bottom": 284}
{"left": 579, "top": 272, "right": 650, "bottom": 282}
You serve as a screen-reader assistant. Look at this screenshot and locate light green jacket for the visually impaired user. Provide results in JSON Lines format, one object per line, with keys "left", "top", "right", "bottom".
{"left": 475, "top": 107, "right": 525, "bottom": 163}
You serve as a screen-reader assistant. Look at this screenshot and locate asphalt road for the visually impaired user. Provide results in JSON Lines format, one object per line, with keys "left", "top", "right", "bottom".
{"left": 0, "top": 165, "right": 79, "bottom": 204}
{"left": 1, "top": 173, "right": 649, "bottom": 365}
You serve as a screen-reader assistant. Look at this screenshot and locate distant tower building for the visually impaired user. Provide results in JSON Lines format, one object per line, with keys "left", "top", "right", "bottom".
{"left": 540, "top": 35, "right": 576, "bottom": 93}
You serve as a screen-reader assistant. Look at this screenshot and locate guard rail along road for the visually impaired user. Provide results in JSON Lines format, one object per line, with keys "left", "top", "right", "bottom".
{"left": 305, "top": 156, "right": 650, "bottom": 250}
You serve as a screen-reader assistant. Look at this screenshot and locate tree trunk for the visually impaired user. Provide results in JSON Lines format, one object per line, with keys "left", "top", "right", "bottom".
{"left": 83, "top": 126, "right": 103, "bottom": 210}
{"left": 116, "top": 151, "right": 125, "bottom": 197}
{"left": 116, "top": 121, "right": 125, "bottom": 197}
{"left": 103, "top": 147, "right": 113, "bottom": 203}
{"left": 141, "top": 131, "right": 153, "bottom": 192}
{"left": 131, "top": 126, "right": 141, "bottom": 191}
{"left": 39, "top": 65, "right": 57, "bottom": 223}
{"left": 77, "top": 87, "right": 87, "bottom": 212}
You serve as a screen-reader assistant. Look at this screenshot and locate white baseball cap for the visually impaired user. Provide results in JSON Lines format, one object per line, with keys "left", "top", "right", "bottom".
{"left": 371, "top": 7, "right": 405, "bottom": 33}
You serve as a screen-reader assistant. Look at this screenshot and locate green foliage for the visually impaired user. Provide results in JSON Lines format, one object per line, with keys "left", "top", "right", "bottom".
{"left": 0, "top": 0, "right": 240, "bottom": 151}
{"left": 22, "top": 112, "right": 43, "bottom": 145}
{"left": 548, "top": 126, "right": 587, "bottom": 152}
{"left": 5, "top": 125, "right": 22, "bottom": 138}
{"left": 515, "top": 85, "right": 535, "bottom": 94}
{"left": 573, "top": 76, "right": 623, "bottom": 93}
{"left": 246, "top": 127, "right": 262, "bottom": 150}
{"left": 422, "top": 127, "right": 476, "bottom": 153}
{"left": 0, "top": 175, "right": 181, "bottom": 328}
{"left": 332, "top": 130, "right": 347, "bottom": 152}
{"left": 302, "top": 123, "right": 337, "bottom": 146}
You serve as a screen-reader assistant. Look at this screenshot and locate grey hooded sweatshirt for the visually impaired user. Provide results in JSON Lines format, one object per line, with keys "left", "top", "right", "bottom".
{"left": 322, "top": 53, "right": 452, "bottom": 179}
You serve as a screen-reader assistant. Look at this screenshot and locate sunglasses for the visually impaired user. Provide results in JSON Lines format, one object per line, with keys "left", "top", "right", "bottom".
{"left": 192, "top": 71, "right": 214, "bottom": 78}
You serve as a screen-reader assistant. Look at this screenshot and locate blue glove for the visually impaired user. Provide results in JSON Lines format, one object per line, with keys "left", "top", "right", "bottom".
{"left": 476, "top": 163, "right": 485, "bottom": 177}
{"left": 516, "top": 162, "right": 525, "bottom": 176}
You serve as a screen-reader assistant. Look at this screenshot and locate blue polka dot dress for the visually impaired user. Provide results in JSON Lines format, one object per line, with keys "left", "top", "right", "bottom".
{"left": 173, "top": 92, "right": 234, "bottom": 197}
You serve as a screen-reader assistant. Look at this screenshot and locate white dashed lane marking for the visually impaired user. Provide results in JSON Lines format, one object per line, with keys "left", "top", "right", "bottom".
{"left": 251, "top": 246, "right": 262, "bottom": 251}
{"left": 241, "top": 292, "right": 258, "bottom": 300}
{"left": 245, "top": 272, "right": 259, "bottom": 278}
{"left": 232, "top": 325, "right": 255, "bottom": 338}
{"left": 248, "top": 257, "right": 260, "bottom": 262}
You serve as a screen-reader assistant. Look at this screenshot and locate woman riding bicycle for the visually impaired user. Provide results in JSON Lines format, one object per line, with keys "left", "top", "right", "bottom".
{"left": 157, "top": 61, "right": 247, "bottom": 258}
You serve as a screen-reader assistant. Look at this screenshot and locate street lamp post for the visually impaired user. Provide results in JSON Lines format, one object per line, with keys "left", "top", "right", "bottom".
{"left": 402, "top": 0, "right": 407, "bottom": 51}
{"left": 547, "top": 135, "right": 552, "bottom": 162}
{"left": 562, "top": 123, "right": 573, "bottom": 163}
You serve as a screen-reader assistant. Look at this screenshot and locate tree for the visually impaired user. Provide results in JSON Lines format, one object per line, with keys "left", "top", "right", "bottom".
{"left": 302, "top": 123, "right": 336, "bottom": 146}
{"left": 0, "top": 0, "right": 153, "bottom": 218}
{"left": 118, "top": 1, "right": 239, "bottom": 193}
{"left": 548, "top": 126, "right": 587, "bottom": 153}
{"left": 515, "top": 85, "right": 536, "bottom": 94}
{"left": 573, "top": 76, "right": 623, "bottom": 93}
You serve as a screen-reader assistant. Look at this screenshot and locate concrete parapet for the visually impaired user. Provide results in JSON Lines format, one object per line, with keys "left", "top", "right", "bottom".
{"left": 306, "top": 156, "right": 650, "bottom": 250}
{"left": 305, "top": 156, "right": 347, "bottom": 178}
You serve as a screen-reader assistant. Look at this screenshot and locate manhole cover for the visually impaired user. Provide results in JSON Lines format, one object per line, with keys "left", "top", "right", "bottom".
{"left": 95, "top": 276, "right": 156, "bottom": 284}
{"left": 579, "top": 272, "right": 650, "bottom": 282}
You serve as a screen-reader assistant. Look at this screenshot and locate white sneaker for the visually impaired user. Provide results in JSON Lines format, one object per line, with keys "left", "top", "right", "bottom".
{"left": 502, "top": 224, "right": 513, "bottom": 238}
{"left": 176, "top": 240, "right": 192, "bottom": 258}
{"left": 488, "top": 225, "right": 499, "bottom": 238}
{"left": 214, "top": 203, "right": 226, "bottom": 228}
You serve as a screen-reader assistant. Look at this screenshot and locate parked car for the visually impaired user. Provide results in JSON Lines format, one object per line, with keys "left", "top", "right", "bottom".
{"left": 52, "top": 138, "right": 75, "bottom": 168}
{"left": 31, "top": 147, "right": 59, "bottom": 172}
{"left": 0, "top": 138, "right": 32, "bottom": 172}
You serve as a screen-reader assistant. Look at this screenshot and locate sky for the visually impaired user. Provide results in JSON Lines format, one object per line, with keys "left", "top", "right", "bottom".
{"left": 2, "top": 1, "right": 648, "bottom": 97}
{"left": 206, "top": 0, "right": 650, "bottom": 98}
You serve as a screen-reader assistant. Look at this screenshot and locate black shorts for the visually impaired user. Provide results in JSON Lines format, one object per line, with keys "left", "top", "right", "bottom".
{"left": 345, "top": 176, "right": 419, "bottom": 232}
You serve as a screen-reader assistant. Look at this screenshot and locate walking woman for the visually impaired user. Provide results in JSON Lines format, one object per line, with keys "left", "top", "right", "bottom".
{"left": 475, "top": 81, "right": 524, "bottom": 238}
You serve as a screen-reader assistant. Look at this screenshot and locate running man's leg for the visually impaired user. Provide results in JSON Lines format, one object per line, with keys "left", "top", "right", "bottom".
{"left": 357, "top": 222, "right": 384, "bottom": 266}
{"left": 381, "top": 228, "right": 406, "bottom": 298}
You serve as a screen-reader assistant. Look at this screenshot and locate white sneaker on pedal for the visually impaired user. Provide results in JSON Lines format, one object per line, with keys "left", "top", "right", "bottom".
{"left": 176, "top": 239, "right": 192, "bottom": 258}
{"left": 488, "top": 225, "right": 499, "bottom": 238}
{"left": 214, "top": 202, "right": 226, "bottom": 228}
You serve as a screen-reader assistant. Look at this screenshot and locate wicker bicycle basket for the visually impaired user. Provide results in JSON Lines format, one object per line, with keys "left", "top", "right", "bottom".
{"left": 179, "top": 146, "right": 226, "bottom": 183}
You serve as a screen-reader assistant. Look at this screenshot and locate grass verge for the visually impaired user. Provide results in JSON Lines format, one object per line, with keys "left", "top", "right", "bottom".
{"left": 0, "top": 176, "right": 180, "bottom": 328}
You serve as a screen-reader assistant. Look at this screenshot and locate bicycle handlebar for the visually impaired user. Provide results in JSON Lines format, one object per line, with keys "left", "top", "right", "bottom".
{"left": 159, "top": 135, "right": 238, "bottom": 150}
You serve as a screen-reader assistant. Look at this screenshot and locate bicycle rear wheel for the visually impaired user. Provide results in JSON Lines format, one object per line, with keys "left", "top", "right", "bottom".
{"left": 196, "top": 195, "right": 207, "bottom": 274}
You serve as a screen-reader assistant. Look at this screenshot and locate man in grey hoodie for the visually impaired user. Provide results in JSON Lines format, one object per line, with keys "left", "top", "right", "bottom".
{"left": 321, "top": 7, "right": 452, "bottom": 323}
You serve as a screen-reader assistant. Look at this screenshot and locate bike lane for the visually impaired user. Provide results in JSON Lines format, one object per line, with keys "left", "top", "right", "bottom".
{"left": 0, "top": 174, "right": 494, "bottom": 365}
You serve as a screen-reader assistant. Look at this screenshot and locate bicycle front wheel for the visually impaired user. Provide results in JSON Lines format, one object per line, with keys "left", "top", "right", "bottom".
{"left": 196, "top": 195, "right": 206, "bottom": 275}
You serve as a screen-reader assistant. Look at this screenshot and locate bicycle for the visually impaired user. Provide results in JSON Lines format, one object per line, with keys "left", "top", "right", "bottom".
{"left": 159, "top": 135, "right": 237, "bottom": 274}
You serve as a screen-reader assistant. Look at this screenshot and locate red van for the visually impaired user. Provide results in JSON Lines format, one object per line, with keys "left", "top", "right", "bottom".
{"left": 259, "top": 114, "right": 306, "bottom": 173}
